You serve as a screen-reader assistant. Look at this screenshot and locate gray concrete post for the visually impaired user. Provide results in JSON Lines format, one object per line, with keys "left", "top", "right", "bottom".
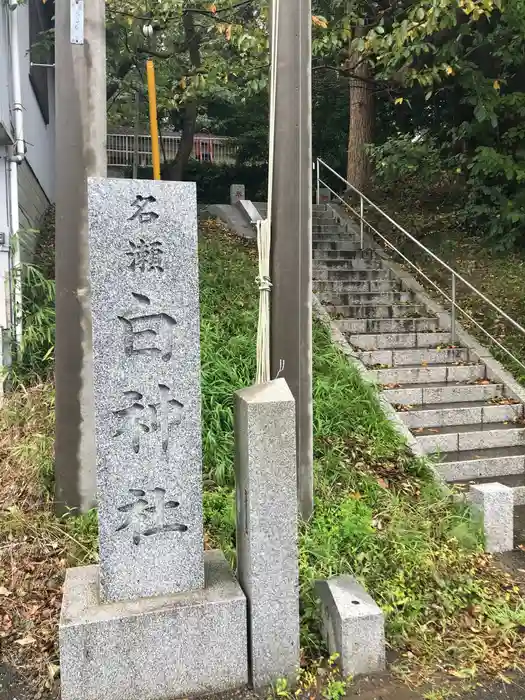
{"left": 235, "top": 379, "right": 300, "bottom": 688}
{"left": 54, "top": 0, "right": 106, "bottom": 512}
{"left": 270, "top": 0, "right": 314, "bottom": 520}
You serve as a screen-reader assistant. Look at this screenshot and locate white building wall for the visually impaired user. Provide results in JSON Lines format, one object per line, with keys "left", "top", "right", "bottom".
{"left": 0, "top": 3, "right": 11, "bottom": 142}
{"left": 0, "top": 1, "right": 55, "bottom": 346}
{"left": 17, "top": 0, "right": 54, "bottom": 205}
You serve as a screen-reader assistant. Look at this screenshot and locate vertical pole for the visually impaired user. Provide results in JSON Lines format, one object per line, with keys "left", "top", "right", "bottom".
{"left": 54, "top": 0, "right": 106, "bottom": 513}
{"left": 146, "top": 60, "right": 161, "bottom": 181}
{"left": 270, "top": 0, "right": 313, "bottom": 520}
{"left": 360, "top": 196, "right": 364, "bottom": 250}
{"left": 132, "top": 90, "right": 140, "bottom": 180}
{"left": 451, "top": 273, "right": 456, "bottom": 344}
{"left": 316, "top": 159, "right": 320, "bottom": 205}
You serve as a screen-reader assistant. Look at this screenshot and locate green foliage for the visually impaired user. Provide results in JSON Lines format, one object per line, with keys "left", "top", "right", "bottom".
{"left": 198, "top": 221, "right": 525, "bottom": 678}
{"left": 106, "top": 1, "right": 269, "bottom": 131}
{"left": 133, "top": 160, "right": 268, "bottom": 202}
{"left": 367, "top": 134, "right": 445, "bottom": 191}
{"left": 10, "top": 263, "right": 55, "bottom": 386}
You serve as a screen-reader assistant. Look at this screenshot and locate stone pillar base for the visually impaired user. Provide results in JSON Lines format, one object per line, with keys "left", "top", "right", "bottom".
{"left": 59, "top": 550, "right": 248, "bottom": 700}
{"left": 315, "top": 575, "right": 385, "bottom": 679}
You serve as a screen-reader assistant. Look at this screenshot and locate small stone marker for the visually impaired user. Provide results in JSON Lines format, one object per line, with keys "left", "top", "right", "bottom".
{"left": 470, "top": 482, "right": 513, "bottom": 553}
{"left": 230, "top": 183, "right": 246, "bottom": 205}
{"left": 235, "top": 379, "right": 300, "bottom": 687}
{"left": 88, "top": 179, "right": 204, "bottom": 602}
{"left": 59, "top": 179, "right": 248, "bottom": 700}
{"left": 318, "top": 187, "right": 331, "bottom": 204}
{"left": 315, "top": 575, "right": 385, "bottom": 679}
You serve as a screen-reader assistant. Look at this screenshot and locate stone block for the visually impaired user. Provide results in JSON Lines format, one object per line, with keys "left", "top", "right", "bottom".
{"left": 483, "top": 404, "right": 523, "bottom": 424}
{"left": 349, "top": 333, "right": 417, "bottom": 350}
{"left": 416, "top": 432, "right": 458, "bottom": 454}
{"left": 415, "top": 332, "right": 451, "bottom": 348}
{"left": 381, "top": 387, "right": 423, "bottom": 406}
{"left": 230, "top": 184, "right": 246, "bottom": 205}
{"left": 422, "top": 383, "right": 502, "bottom": 405}
{"left": 318, "top": 187, "right": 332, "bottom": 204}
{"left": 59, "top": 550, "right": 248, "bottom": 700}
{"left": 391, "top": 348, "right": 469, "bottom": 367}
{"left": 436, "top": 454, "right": 525, "bottom": 482}
{"left": 235, "top": 379, "right": 300, "bottom": 688}
{"left": 469, "top": 483, "right": 514, "bottom": 553}
{"left": 315, "top": 576, "right": 385, "bottom": 679}
{"left": 458, "top": 427, "right": 525, "bottom": 451}
{"left": 88, "top": 178, "right": 204, "bottom": 602}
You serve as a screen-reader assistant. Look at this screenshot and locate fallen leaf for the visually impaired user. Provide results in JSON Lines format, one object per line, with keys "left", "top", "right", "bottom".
{"left": 0, "top": 586, "right": 11, "bottom": 596}
{"left": 15, "top": 636, "right": 36, "bottom": 646}
{"left": 312, "top": 15, "right": 328, "bottom": 28}
{"left": 47, "top": 663, "right": 60, "bottom": 680}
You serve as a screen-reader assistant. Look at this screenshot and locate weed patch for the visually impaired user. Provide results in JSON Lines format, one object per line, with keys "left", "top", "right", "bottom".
{"left": 1, "top": 219, "right": 525, "bottom": 698}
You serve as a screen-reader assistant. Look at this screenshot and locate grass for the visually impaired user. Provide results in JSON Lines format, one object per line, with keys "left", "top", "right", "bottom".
{"left": 2, "top": 218, "right": 525, "bottom": 698}
{"left": 198, "top": 220, "right": 525, "bottom": 685}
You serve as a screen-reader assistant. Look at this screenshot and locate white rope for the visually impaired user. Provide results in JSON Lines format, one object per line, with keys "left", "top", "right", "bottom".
{"left": 255, "top": 1, "right": 279, "bottom": 384}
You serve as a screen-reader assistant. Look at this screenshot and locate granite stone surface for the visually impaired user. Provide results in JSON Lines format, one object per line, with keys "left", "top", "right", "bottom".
{"left": 59, "top": 550, "right": 248, "bottom": 700}
{"left": 230, "top": 184, "right": 246, "bottom": 205}
{"left": 315, "top": 576, "right": 385, "bottom": 679}
{"left": 235, "top": 379, "right": 300, "bottom": 688}
{"left": 88, "top": 178, "right": 204, "bottom": 602}
{"left": 470, "top": 482, "right": 514, "bottom": 553}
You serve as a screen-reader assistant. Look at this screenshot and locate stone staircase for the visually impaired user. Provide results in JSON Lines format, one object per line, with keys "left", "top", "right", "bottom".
{"left": 312, "top": 204, "right": 525, "bottom": 550}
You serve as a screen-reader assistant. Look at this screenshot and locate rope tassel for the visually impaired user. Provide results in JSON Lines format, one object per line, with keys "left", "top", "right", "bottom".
{"left": 254, "top": 0, "right": 279, "bottom": 385}
{"left": 256, "top": 218, "right": 272, "bottom": 385}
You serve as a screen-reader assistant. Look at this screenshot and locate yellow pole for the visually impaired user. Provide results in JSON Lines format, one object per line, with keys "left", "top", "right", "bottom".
{"left": 146, "top": 59, "right": 161, "bottom": 180}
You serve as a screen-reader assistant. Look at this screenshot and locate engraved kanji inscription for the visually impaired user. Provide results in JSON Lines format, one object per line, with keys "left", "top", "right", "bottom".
{"left": 127, "top": 238, "right": 164, "bottom": 272}
{"left": 116, "top": 487, "right": 188, "bottom": 545}
{"left": 128, "top": 195, "right": 159, "bottom": 223}
{"left": 118, "top": 293, "right": 176, "bottom": 361}
{"left": 112, "top": 384, "right": 184, "bottom": 454}
{"left": 112, "top": 390, "right": 151, "bottom": 454}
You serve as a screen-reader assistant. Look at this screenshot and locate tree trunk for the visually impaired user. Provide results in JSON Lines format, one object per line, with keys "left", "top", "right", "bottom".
{"left": 169, "top": 102, "right": 198, "bottom": 180}
{"left": 346, "top": 54, "right": 374, "bottom": 192}
{"left": 167, "top": 12, "right": 201, "bottom": 181}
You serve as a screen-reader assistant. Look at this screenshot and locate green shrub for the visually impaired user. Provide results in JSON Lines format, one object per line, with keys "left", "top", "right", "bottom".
{"left": 134, "top": 159, "right": 268, "bottom": 204}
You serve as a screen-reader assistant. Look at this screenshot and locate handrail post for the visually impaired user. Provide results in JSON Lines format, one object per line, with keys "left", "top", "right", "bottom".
{"left": 316, "top": 158, "right": 320, "bottom": 205}
{"left": 360, "top": 196, "right": 364, "bottom": 250}
{"left": 451, "top": 273, "right": 456, "bottom": 344}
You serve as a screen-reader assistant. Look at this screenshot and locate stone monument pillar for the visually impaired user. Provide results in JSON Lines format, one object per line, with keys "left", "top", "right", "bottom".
{"left": 59, "top": 179, "right": 248, "bottom": 700}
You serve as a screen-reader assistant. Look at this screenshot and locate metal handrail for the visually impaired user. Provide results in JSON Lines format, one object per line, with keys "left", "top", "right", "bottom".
{"left": 316, "top": 157, "right": 525, "bottom": 373}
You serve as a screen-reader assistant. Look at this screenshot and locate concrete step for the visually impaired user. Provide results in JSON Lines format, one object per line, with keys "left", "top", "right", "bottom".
{"left": 312, "top": 227, "right": 345, "bottom": 236}
{"left": 318, "top": 291, "right": 413, "bottom": 306}
{"left": 358, "top": 347, "right": 470, "bottom": 368}
{"left": 415, "top": 422, "right": 525, "bottom": 454}
{"left": 383, "top": 381, "right": 504, "bottom": 407}
{"left": 313, "top": 241, "right": 375, "bottom": 252}
{"left": 339, "top": 318, "right": 439, "bottom": 334}
{"left": 314, "top": 279, "right": 400, "bottom": 293}
{"left": 313, "top": 257, "right": 384, "bottom": 271}
{"left": 455, "top": 473, "right": 525, "bottom": 507}
{"left": 312, "top": 249, "right": 380, "bottom": 261}
{"left": 334, "top": 302, "right": 421, "bottom": 319}
{"left": 313, "top": 268, "right": 392, "bottom": 281}
{"left": 436, "top": 446, "right": 525, "bottom": 482}
{"left": 370, "top": 364, "right": 485, "bottom": 387}
{"left": 348, "top": 331, "right": 452, "bottom": 350}
{"left": 399, "top": 400, "right": 523, "bottom": 429}
{"left": 333, "top": 303, "right": 428, "bottom": 319}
